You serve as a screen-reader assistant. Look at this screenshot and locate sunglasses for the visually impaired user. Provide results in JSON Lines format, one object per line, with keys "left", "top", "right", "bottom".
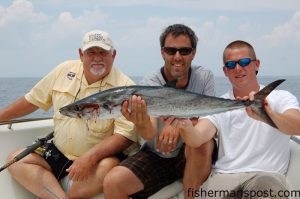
{"left": 224, "top": 58, "right": 255, "bottom": 69}
{"left": 162, "top": 47, "right": 194, "bottom": 56}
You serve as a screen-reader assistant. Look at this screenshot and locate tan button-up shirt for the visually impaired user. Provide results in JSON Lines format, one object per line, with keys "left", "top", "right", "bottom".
{"left": 25, "top": 60, "right": 138, "bottom": 159}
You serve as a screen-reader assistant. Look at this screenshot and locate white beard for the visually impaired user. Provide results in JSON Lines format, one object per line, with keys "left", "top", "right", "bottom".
{"left": 90, "top": 67, "right": 106, "bottom": 76}
{"left": 89, "top": 62, "right": 106, "bottom": 76}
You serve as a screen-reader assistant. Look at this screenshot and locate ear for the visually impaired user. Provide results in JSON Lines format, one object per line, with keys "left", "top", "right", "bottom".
{"left": 223, "top": 66, "right": 228, "bottom": 77}
{"left": 161, "top": 48, "right": 165, "bottom": 59}
{"left": 111, "top": 49, "right": 117, "bottom": 59}
{"left": 191, "top": 49, "right": 196, "bottom": 60}
{"left": 254, "top": 59, "right": 260, "bottom": 72}
{"left": 79, "top": 48, "right": 84, "bottom": 61}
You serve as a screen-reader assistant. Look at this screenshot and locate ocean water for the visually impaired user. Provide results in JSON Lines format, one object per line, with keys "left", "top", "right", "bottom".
{"left": 0, "top": 76, "right": 299, "bottom": 119}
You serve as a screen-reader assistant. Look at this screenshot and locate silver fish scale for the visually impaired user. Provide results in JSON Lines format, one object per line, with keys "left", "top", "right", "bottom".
{"left": 138, "top": 92, "right": 245, "bottom": 118}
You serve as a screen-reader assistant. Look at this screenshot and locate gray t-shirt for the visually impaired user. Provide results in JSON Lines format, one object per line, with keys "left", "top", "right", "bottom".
{"left": 140, "top": 65, "right": 215, "bottom": 157}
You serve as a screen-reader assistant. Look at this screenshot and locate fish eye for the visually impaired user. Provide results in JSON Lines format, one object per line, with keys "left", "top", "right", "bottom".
{"left": 102, "top": 104, "right": 110, "bottom": 110}
{"left": 74, "top": 105, "right": 81, "bottom": 111}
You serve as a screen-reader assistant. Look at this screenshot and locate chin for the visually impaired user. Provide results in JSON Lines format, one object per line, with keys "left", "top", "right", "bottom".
{"left": 90, "top": 68, "right": 107, "bottom": 77}
{"left": 172, "top": 72, "right": 184, "bottom": 79}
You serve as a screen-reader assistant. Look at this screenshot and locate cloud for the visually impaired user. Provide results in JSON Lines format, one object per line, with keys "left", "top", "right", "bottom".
{"left": 27, "top": 8, "right": 110, "bottom": 52}
{"left": 117, "top": 16, "right": 200, "bottom": 48}
{"left": 0, "top": 0, "right": 109, "bottom": 47}
{"left": 1, "top": 0, "right": 300, "bottom": 77}
{"left": 49, "top": 10, "right": 107, "bottom": 39}
{"left": 87, "top": 0, "right": 300, "bottom": 12}
{"left": 262, "top": 11, "right": 300, "bottom": 46}
{"left": 217, "top": 16, "right": 230, "bottom": 24}
{"left": 0, "top": 0, "right": 46, "bottom": 26}
{"left": 238, "top": 23, "right": 252, "bottom": 32}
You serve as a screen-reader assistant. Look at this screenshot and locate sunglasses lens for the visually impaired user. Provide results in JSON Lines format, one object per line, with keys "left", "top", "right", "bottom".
{"left": 163, "top": 47, "right": 193, "bottom": 55}
{"left": 239, "top": 58, "right": 252, "bottom": 66}
{"left": 179, "top": 48, "right": 193, "bottom": 55}
{"left": 225, "top": 61, "right": 236, "bottom": 69}
{"left": 163, "top": 47, "right": 177, "bottom": 55}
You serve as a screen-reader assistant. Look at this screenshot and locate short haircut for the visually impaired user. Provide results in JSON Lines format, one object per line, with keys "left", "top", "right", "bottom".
{"left": 159, "top": 24, "right": 198, "bottom": 49}
{"left": 223, "top": 40, "right": 257, "bottom": 64}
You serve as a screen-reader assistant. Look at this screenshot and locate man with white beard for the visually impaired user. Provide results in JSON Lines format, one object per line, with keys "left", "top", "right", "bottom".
{"left": 0, "top": 30, "right": 138, "bottom": 198}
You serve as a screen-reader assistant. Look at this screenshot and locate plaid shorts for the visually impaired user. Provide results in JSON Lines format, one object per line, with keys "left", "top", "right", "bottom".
{"left": 121, "top": 139, "right": 218, "bottom": 199}
{"left": 120, "top": 145, "right": 186, "bottom": 198}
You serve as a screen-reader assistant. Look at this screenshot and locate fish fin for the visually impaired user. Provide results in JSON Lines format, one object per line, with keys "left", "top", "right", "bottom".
{"left": 251, "top": 79, "right": 285, "bottom": 129}
{"left": 254, "top": 79, "right": 285, "bottom": 100}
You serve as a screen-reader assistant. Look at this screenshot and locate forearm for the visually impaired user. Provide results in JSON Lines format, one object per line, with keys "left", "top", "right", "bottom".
{"left": 84, "top": 134, "right": 133, "bottom": 165}
{"left": 269, "top": 109, "right": 300, "bottom": 135}
{"left": 134, "top": 117, "right": 157, "bottom": 140}
{"left": 0, "top": 96, "right": 38, "bottom": 122}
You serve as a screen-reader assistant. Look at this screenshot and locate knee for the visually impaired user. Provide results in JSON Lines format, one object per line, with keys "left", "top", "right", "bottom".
{"left": 254, "top": 174, "right": 279, "bottom": 185}
{"left": 96, "top": 157, "right": 120, "bottom": 186}
{"left": 98, "top": 157, "right": 120, "bottom": 173}
{"left": 6, "top": 148, "right": 22, "bottom": 162}
{"left": 249, "top": 173, "right": 287, "bottom": 191}
{"left": 6, "top": 149, "right": 24, "bottom": 173}
{"left": 185, "top": 139, "right": 214, "bottom": 160}
{"left": 103, "top": 166, "right": 124, "bottom": 192}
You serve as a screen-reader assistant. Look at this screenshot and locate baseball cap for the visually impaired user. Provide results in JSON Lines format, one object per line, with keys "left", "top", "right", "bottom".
{"left": 82, "top": 30, "right": 114, "bottom": 51}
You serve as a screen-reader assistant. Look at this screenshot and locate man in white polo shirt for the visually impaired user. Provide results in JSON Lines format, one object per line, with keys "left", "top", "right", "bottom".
{"left": 179, "top": 40, "right": 300, "bottom": 199}
{"left": 0, "top": 30, "right": 138, "bottom": 198}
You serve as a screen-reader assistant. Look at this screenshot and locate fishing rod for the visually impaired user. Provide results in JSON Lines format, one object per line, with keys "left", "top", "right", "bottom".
{"left": 0, "top": 131, "right": 54, "bottom": 172}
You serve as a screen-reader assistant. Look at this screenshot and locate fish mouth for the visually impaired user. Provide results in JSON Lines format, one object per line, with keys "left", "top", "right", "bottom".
{"left": 59, "top": 108, "right": 71, "bottom": 117}
{"left": 59, "top": 107, "right": 66, "bottom": 114}
{"left": 59, "top": 111, "right": 78, "bottom": 118}
{"left": 59, "top": 106, "right": 78, "bottom": 117}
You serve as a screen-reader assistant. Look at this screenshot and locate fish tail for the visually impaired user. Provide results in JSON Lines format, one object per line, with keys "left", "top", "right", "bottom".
{"left": 251, "top": 79, "right": 285, "bottom": 128}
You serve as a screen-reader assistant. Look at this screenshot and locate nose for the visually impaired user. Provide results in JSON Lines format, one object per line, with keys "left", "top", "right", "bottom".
{"left": 235, "top": 63, "right": 243, "bottom": 71}
{"left": 174, "top": 51, "right": 182, "bottom": 60}
{"left": 93, "top": 53, "right": 103, "bottom": 61}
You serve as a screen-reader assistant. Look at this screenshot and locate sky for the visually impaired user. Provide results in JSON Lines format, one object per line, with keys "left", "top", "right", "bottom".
{"left": 0, "top": 0, "right": 300, "bottom": 78}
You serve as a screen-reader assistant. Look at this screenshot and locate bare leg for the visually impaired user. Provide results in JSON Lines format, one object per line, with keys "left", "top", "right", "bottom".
{"left": 103, "top": 166, "right": 144, "bottom": 199}
{"left": 184, "top": 140, "right": 214, "bottom": 199}
{"left": 68, "top": 157, "right": 120, "bottom": 198}
{"left": 7, "top": 149, "right": 66, "bottom": 199}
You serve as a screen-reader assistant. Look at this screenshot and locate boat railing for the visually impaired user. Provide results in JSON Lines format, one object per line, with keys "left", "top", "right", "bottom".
{"left": 0, "top": 117, "right": 53, "bottom": 129}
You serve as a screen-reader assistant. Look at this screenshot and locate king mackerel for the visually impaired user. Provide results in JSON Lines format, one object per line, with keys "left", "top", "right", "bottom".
{"left": 59, "top": 79, "right": 285, "bottom": 129}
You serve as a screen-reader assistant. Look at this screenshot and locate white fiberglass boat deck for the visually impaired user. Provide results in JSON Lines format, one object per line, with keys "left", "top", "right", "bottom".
{"left": 1, "top": 119, "right": 300, "bottom": 199}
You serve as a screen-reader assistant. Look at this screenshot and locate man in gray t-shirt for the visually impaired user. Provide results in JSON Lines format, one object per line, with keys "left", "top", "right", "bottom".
{"left": 103, "top": 24, "right": 217, "bottom": 199}
{"left": 140, "top": 65, "right": 215, "bottom": 159}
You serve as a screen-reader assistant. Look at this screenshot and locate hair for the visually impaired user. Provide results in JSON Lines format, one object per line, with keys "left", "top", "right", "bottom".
{"left": 159, "top": 24, "right": 198, "bottom": 49}
{"left": 223, "top": 40, "right": 257, "bottom": 64}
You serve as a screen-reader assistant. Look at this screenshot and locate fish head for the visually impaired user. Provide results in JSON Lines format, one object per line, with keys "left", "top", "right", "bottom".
{"left": 59, "top": 86, "right": 133, "bottom": 119}
{"left": 59, "top": 102, "right": 101, "bottom": 119}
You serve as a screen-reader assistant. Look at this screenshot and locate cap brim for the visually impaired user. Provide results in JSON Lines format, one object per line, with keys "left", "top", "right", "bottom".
{"left": 82, "top": 42, "right": 112, "bottom": 51}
